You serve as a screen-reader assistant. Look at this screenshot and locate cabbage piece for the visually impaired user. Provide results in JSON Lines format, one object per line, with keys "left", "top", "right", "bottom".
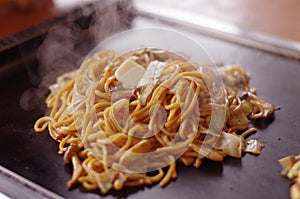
{"left": 137, "top": 61, "right": 165, "bottom": 105}
{"left": 279, "top": 156, "right": 297, "bottom": 171}
{"left": 215, "top": 132, "right": 263, "bottom": 158}
{"left": 227, "top": 109, "right": 250, "bottom": 130}
{"left": 245, "top": 139, "right": 264, "bottom": 155}
{"left": 257, "top": 98, "right": 275, "bottom": 118}
{"left": 241, "top": 101, "right": 252, "bottom": 116}
{"left": 278, "top": 154, "right": 300, "bottom": 199}
{"left": 215, "top": 132, "right": 244, "bottom": 158}
{"left": 219, "top": 65, "right": 249, "bottom": 93}
{"left": 290, "top": 182, "right": 300, "bottom": 199}
{"left": 288, "top": 161, "right": 300, "bottom": 180}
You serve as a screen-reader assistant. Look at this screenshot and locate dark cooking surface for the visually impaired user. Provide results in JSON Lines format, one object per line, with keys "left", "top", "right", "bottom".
{"left": 1, "top": 16, "right": 300, "bottom": 199}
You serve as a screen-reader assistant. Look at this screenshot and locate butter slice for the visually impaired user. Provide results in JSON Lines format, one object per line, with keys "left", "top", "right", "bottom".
{"left": 115, "top": 59, "right": 146, "bottom": 89}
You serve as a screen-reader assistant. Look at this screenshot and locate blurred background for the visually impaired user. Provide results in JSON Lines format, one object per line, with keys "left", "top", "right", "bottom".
{"left": 1, "top": 0, "right": 300, "bottom": 42}
{"left": 135, "top": 0, "right": 300, "bottom": 42}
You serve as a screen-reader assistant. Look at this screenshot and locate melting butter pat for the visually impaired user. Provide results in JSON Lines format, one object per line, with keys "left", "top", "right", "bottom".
{"left": 115, "top": 59, "right": 146, "bottom": 88}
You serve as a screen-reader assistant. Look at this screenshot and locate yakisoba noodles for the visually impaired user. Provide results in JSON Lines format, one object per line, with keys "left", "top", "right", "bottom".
{"left": 34, "top": 48, "right": 276, "bottom": 194}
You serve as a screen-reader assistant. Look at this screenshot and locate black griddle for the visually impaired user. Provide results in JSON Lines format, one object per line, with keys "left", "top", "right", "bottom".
{"left": 1, "top": 6, "right": 300, "bottom": 199}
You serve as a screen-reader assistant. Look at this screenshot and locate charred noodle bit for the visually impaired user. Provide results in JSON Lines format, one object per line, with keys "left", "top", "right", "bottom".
{"left": 279, "top": 154, "right": 300, "bottom": 199}
{"left": 34, "top": 49, "right": 277, "bottom": 194}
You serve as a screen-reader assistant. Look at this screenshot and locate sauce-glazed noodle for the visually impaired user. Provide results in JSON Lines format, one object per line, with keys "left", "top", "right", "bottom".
{"left": 34, "top": 48, "right": 276, "bottom": 194}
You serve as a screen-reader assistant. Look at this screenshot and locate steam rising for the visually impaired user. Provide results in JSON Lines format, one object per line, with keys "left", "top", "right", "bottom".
{"left": 20, "top": 0, "right": 132, "bottom": 111}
